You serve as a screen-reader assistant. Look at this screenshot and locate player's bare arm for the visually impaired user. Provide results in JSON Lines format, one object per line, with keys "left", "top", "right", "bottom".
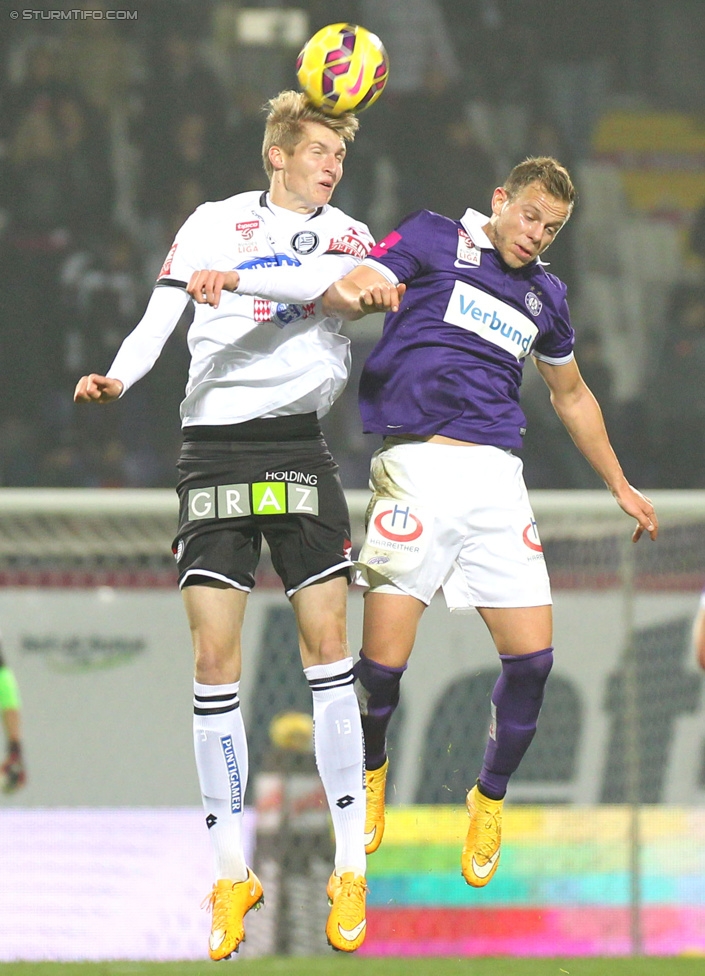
{"left": 188, "top": 270, "right": 241, "bottom": 307}
{"left": 323, "top": 264, "right": 405, "bottom": 320}
{"left": 693, "top": 605, "right": 705, "bottom": 671}
{"left": 536, "top": 357, "right": 658, "bottom": 542}
{"left": 73, "top": 373, "right": 124, "bottom": 404}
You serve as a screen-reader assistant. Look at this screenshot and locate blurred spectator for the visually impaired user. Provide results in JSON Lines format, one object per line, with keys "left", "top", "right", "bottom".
{"left": 0, "top": 417, "right": 42, "bottom": 487}
{"left": 534, "top": 0, "right": 621, "bottom": 161}
{"left": 357, "top": 0, "right": 462, "bottom": 221}
{"left": 139, "top": 26, "right": 231, "bottom": 222}
{"left": 0, "top": 85, "right": 114, "bottom": 427}
{"left": 648, "top": 286, "right": 705, "bottom": 487}
{"left": 60, "top": 1, "right": 140, "bottom": 120}
{"left": 688, "top": 200, "right": 705, "bottom": 268}
{"left": 422, "top": 102, "right": 498, "bottom": 219}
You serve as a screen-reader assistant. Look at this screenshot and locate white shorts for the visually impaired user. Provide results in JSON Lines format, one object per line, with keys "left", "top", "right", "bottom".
{"left": 356, "top": 440, "right": 552, "bottom": 611}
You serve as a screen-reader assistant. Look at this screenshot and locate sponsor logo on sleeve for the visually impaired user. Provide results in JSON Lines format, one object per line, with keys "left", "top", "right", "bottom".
{"left": 327, "top": 233, "right": 369, "bottom": 260}
{"left": 369, "top": 230, "right": 402, "bottom": 258}
{"left": 444, "top": 280, "right": 538, "bottom": 360}
{"left": 157, "top": 243, "right": 177, "bottom": 279}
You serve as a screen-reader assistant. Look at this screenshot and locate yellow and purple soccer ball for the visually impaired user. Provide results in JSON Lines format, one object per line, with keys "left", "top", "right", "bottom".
{"left": 296, "top": 23, "right": 389, "bottom": 116}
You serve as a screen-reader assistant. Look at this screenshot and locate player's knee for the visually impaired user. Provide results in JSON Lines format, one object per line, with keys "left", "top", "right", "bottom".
{"left": 353, "top": 651, "right": 406, "bottom": 713}
{"left": 501, "top": 647, "right": 553, "bottom": 694}
{"left": 193, "top": 644, "right": 241, "bottom": 685}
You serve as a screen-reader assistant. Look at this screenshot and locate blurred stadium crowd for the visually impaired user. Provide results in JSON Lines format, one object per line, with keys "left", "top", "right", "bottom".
{"left": 1, "top": 0, "right": 705, "bottom": 490}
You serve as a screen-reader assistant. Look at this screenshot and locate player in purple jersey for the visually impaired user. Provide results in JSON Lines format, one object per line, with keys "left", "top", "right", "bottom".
{"left": 323, "top": 157, "right": 659, "bottom": 887}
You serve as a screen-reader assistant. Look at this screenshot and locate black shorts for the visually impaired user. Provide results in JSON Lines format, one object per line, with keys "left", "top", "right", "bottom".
{"left": 173, "top": 418, "right": 353, "bottom": 596}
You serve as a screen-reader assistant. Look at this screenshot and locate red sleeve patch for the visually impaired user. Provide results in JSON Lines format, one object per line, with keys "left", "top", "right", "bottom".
{"left": 326, "top": 234, "right": 370, "bottom": 260}
{"left": 369, "top": 230, "right": 402, "bottom": 258}
{"left": 157, "top": 242, "right": 178, "bottom": 279}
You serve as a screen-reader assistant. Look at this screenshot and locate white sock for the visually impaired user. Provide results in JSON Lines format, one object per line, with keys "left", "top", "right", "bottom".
{"left": 193, "top": 680, "right": 248, "bottom": 882}
{"left": 304, "top": 656, "right": 366, "bottom": 877}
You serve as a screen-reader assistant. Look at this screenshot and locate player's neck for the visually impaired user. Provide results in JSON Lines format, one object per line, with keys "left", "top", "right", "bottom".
{"left": 268, "top": 185, "right": 318, "bottom": 215}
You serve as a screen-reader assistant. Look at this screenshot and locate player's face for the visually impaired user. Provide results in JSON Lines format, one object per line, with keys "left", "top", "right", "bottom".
{"left": 486, "top": 182, "right": 571, "bottom": 269}
{"left": 271, "top": 121, "right": 346, "bottom": 212}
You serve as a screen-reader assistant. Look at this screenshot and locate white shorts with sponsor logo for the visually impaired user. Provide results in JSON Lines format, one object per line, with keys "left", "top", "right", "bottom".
{"left": 356, "top": 440, "right": 552, "bottom": 611}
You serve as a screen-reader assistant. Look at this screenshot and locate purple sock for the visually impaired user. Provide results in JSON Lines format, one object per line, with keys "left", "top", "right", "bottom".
{"left": 478, "top": 647, "right": 554, "bottom": 800}
{"left": 353, "top": 651, "right": 407, "bottom": 770}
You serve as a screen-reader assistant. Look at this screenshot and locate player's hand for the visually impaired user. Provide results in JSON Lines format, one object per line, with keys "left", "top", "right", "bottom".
{"left": 359, "top": 281, "right": 406, "bottom": 314}
{"left": 187, "top": 270, "right": 240, "bottom": 307}
{"left": 613, "top": 485, "right": 658, "bottom": 542}
{"left": 73, "top": 374, "right": 124, "bottom": 404}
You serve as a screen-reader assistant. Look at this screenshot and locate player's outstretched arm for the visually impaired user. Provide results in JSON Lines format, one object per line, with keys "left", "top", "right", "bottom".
{"left": 536, "top": 357, "right": 658, "bottom": 543}
{"left": 74, "top": 374, "right": 124, "bottom": 404}
{"left": 694, "top": 604, "right": 705, "bottom": 671}
{"left": 323, "top": 264, "right": 406, "bottom": 320}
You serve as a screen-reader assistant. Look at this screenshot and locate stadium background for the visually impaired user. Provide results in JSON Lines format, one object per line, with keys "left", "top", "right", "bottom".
{"left": 2, "top": 0, "right": 705, "bottom": 963}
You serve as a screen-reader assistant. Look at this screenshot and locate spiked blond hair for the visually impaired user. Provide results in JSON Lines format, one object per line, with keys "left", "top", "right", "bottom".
{"left": 261, "top": 90, "right": 359, "bottom": 179}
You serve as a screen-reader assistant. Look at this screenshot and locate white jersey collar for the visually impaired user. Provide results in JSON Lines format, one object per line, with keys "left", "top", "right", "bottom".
{"left": 459, "top": 208, "right": 494, "bottom": 248}
{"left": 260, "top": 191, "right": 326, "bottom": 221}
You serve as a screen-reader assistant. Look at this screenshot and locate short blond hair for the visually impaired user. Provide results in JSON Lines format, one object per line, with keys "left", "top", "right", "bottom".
{"left": 261, "top": 90, "right": 359, "bottom": 179}
{"left": 504, "top": 156, "right": 576, "bottom": 212}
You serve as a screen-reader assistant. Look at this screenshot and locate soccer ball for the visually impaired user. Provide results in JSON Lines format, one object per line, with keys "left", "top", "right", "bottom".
{"left": 296, "top": 23, "right": 389, "bottom": 116}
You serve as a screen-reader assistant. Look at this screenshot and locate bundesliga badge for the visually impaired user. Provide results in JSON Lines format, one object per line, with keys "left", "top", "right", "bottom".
{"left": 456, "top": 229, "right": 481, "bottom": 267}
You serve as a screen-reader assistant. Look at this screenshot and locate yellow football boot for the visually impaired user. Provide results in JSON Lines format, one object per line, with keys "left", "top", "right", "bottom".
{"left": 461, "top": 784, "right": 503, "bottom": 887}
{"left": 203, "top": 869, "right": 264, "bottom": 960}
{"left": 326, "top": 871, "right": 368, "bottom": 952}
{"left": 364, "top": 758, "right": 389, "bottom": 854}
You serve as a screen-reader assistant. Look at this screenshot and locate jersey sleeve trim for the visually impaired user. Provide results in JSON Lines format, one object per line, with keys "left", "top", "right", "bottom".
{"left": 155, "top": 277, "right": 189, "bottom": 290}
{"left": 361, "top": 258, "right": 400, "bottom": 286}
{"left": 531, "top": 350, "right": 575, "bottom": 366}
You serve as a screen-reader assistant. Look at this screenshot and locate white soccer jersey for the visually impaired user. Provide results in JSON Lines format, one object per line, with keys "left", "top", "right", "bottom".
{"left": 108, "top": 190, "right": 373, "bottom": 426}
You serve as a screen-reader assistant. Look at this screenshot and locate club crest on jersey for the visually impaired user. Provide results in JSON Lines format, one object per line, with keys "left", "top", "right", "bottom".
{"left": 455, "top": 229, "right": 481, "bottom": 267}
{"left": 291, "top": 230, "right": 319, "bottom": 254}
{"left": 525, "top": 291, "right": 543, "bottom": 316}
{"left": 236, "top": 220, "right": 260, "bottom": 240}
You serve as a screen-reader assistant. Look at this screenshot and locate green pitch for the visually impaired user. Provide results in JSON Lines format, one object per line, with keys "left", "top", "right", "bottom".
{"left": 1, "top": 959, "right": 704, "bottom": 976}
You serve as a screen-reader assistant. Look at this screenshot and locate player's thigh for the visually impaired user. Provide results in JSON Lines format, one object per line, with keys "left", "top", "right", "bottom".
{"left": 290, "top": 574, "right": 349, "bottom": 668}
{"left": 181, "top": 581, "right": 249, "bottom": 682}
{"left": 477, "top": 604, "right": 553, "bottom": 656}
{"left": 362, "top": 588, "right": 426, "bottom": 668}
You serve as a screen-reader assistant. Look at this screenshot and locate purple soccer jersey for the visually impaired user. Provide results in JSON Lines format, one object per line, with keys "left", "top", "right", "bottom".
{"left": 359, "top": 208, "right": 575, "bottom": 449}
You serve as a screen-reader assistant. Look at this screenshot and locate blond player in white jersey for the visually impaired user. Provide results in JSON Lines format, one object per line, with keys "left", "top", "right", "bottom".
{"left": 75, "top": 91, "right": 401, "bottom": 958}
